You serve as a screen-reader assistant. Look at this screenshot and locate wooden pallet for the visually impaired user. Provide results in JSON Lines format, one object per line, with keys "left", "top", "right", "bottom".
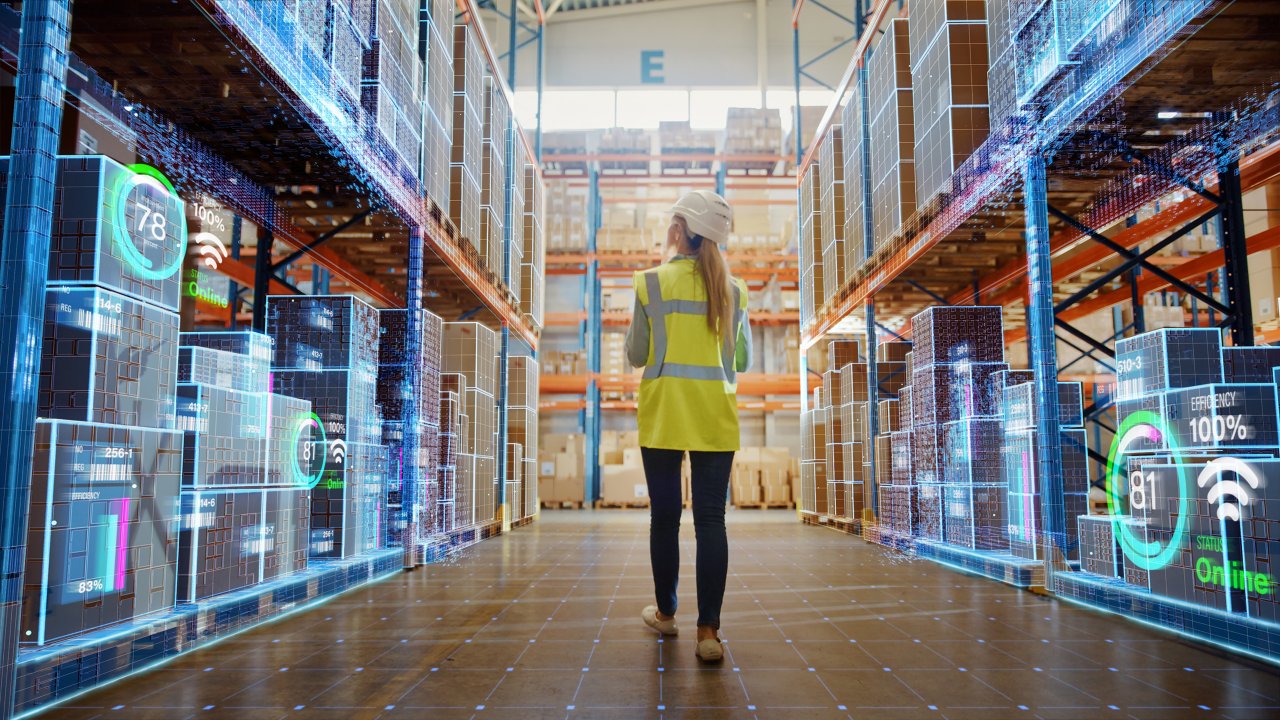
{"left": 732, "top": 503, "right": 794, "bottom": 510}
{"left": 540, "top": 500, "right": 585, "bottom": 510}
{"left": 594, "top": 501, "right": 650, "bottom": 509}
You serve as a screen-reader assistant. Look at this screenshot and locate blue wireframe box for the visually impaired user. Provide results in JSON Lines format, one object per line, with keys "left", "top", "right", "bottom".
{"left": 1002, "top": 427, "right": 1089, "bottom": 560}
{"left": 1113, "top": 392, "right": 1166, "bottom": 453}
{"left": 309, "top": 440, "right": 388, "bottom": 559}
{"left": 1223, "top": 346, "right": 1280, "bottom": 383}
{"left": 271, "top": 367, "right": 382, "bottom": 447}
{"left": 38, "top": 156, "right": 187, "bottom": 312}
{"left": 1007, "top": 490, "right": 1041, "bottom": 559}
{"left": 1115, "top": 328, "right": 1222, "bottom": 401}
{"left": 1127, "top": 459, "right": 1228, "bottom": 611}
{"left": 262, "top": 486, "right": 311, "bottom": 581}
{"left": 378, "top": 308, "right": 444, "bottom": 427}
{"left": 890, "top": 429, "right": 914, "bottom": 485}
{"left": 267, "top": 295, "right": 381, "bottom": 371}
{"left": 990, "top": 368, "right": 1033, "bottom": 421}
{"left": 942, "top": 483, "right": 1007, "bottom": 551}
{"left": 180, "top": 331, "right": 273, "bottom": 392}
{"left": 916, "top": 483, "right": 944, "bottom": 541}
{"left": 22, "top": 420, "right": 182, "bottom": 646}
{"left": 883, "top": 485, "right": 918, "bottom": 537}
{"left": 1078, "top": 514, "right": 1122, "bottom": 578}
{"left": 39, "top": 285, "right": 179, "bottom": 430}
{"left": 264, "top": 393, "right": 321, "bottom": 488}
{"left": 911, "top": 362, "right": 1008, "bottom": 424}
{"left": 178, "top": 489, "right": 265, "bottom": 602}
{"left": 176, "top": 383, "right": 268, "bottom": 488}
{"left": 177, "top": 485, "right": 311, "bottom": 602}
{"left": 1162, "top": 383, "right": 1278, "bottom": 453}
{"left": 1002, "top": 380, "right": 1085, "bottom": 431}
{"left": 911, "top": 422, "right": 942, "bottom": 484}
{"left": 909, "top": 306, "right": 1005, "bottom": 366}
{"left": 1009, "top": 0, "right": 1122, "bottom": 103}
{"left": 941, "top": 418, "right": 1003, "bottom": 485}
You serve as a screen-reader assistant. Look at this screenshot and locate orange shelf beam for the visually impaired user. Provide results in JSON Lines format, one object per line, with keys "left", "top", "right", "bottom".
{"left": 1004, "top": 225, "right": 1280, "bottom": 344}
{"left": 214, "top": 256, "right": 297, "bottom": 297}
{"left": 958, "top": 144, "right": 1280, "bottom": 307}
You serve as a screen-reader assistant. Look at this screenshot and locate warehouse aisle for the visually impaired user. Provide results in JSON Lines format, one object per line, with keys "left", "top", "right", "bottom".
{"left": 53, "top": 512, "right": 1280, "bottom": 720}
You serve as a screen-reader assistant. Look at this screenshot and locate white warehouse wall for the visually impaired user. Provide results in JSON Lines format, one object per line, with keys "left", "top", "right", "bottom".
{"left": 482, "top": 0, "right": 857, "bottom": 92}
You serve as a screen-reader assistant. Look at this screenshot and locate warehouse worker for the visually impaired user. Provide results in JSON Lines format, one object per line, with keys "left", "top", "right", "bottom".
{"left": 625, "top": 189, "right": 751, "bottom": 664}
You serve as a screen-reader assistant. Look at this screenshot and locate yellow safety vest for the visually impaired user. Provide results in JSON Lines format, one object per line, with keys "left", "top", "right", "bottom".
{"left": 634, "top": 259, "right": 749, "bottom": 452}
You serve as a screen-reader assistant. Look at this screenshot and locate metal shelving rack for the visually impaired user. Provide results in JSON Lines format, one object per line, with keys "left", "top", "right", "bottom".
{"left": 0, "top": 0, "right": 547, "bottom": 715}
{"left": 539, "top": 153, "right": 803, "bottom": 502}
{"left": 793, "top": 0, "right": 1280, "bottom": 656}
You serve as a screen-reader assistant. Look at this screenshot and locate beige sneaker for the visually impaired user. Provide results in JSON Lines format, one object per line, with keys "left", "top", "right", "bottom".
{"left": 695, "top": 637, "right": 724, "bottom": 663}
{"left": 641, "top": 605, "right": 679, "bottom": 636}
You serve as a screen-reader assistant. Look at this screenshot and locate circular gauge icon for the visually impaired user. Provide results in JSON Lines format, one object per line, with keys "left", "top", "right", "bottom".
{"left": 290, "top": 412, "right": 327, "bottom": 489}
{"left": 111, "top": 169, "right": 188, "bottom": 280}
{"left": 1105, "top": 409, "right": 1190, "bottom": 572}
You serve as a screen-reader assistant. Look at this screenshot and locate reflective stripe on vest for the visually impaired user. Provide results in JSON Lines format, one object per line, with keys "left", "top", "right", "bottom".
{"left": 642, "top": 272, "right": 743, "bottom": 384}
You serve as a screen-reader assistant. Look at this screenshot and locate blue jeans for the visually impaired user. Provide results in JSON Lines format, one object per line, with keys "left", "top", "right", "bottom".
{"left": 641, "top": 447, "right": 734, "bottom": 630}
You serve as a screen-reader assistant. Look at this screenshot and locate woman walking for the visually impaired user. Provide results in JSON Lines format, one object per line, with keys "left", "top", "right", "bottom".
{"left": 624, "top": 190, "right": 751, "bottom": 663}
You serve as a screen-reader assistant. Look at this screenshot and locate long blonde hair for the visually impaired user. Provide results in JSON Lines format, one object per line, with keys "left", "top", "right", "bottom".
{"left": 689, "top": 233, "right": 734, "bottom": 348}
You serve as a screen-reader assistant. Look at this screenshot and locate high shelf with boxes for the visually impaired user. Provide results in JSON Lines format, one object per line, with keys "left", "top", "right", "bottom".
{"left": 0, "top": 0, "right": 548, "bottom": 712}
{"left": 537, "top": 121, "right": 804, "bottom": 506}
{"left": 793, "top": 0, "right": 1280, "bottom": 663}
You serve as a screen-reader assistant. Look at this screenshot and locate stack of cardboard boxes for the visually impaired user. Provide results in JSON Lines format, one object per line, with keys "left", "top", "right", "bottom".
{"left": 450, "top": 24, "right": 484, "bottom": 248}
{"left": 799, "top": 161, "right": 824, "bottom": 325}
{"left": 600, "top": 432, "right": 649, "bottom": 507}
{"left": 725, "top": 108, "right": 782, "bottom": 172}
{"left": 538, "top": 432, "right": 587, "bottom": 506}
{"left": 867, "top": 17, "right": 916, "bottom": 253}
{"left": 545, "top": 180, "right": 589, "bottom": 252}
{"left": 599, "top": 128, "right": 650, "bottom": 173}
{"left": 910, "top": 0, "right": 990, "bottom": 211}
{"left": 659, "top": 121, "right": 717, "bottom": 172}
{"left": 542, "top": 349, "right": 588, "bottom": 376}
{"left": 786, "top": 106, "right": 830, "bottom": 166}
{"left": 730, "top": 448, "right": 800, "bottom": 507}
{"left": 521, "top": 164, "right": 546, "bottom": 329}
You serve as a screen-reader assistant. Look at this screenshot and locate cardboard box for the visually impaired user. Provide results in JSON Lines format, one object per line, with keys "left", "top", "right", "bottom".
{"left": 601, "top": 464, "right": 648, "bottom": 506}
{"left": 556, "top": 475, "right": 585, "bottom": 503}
{"left": 762, "top": 473, "right": 792, "bottom": 506}
{"left": 622, "top": 447, "right": 644, "bottom": 467}
{"left": 538, "top": 475, "right": 557, "bottom": 503}
{"left": 732, "top": 471, "right": 763, "bottom": 505}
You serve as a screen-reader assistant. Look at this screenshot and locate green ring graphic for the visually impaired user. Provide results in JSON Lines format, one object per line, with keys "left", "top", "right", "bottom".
{"left": 1104, "top": 409, "right": 1191, "bottom": 571}
{"left": 291, "top": 412, "right": 327, "bottom": 489}
{"left": 111, "top": 171, "right": 188, "bottom": 280}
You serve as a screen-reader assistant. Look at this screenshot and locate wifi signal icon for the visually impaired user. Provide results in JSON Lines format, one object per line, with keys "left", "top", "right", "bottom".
{"left": 193, "top": 232, "right": 228, "bottom": 269}
{"left": 330, "top": 439, "right": 348, "bottom": 465}
{"left": 1197, "top": 457, "right": 1261, "bottom": 521}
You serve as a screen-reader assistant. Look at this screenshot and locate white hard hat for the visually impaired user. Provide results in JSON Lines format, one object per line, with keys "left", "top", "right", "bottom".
{"left": 671, "top": 190, "right": 733, "bottom": 244}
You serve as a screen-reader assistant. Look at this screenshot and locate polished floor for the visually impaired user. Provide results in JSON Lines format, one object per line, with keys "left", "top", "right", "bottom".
{"left": 48, "top": 510, "right": 1280, "bottom": 720}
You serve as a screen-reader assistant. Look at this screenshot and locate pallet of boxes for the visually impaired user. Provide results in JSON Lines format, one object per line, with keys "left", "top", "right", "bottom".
{"left": 539, "top": 433, "right": 586, "bottom": 508}
{"left": 599, "top": 430, "right": 649, "bottom": 508}
{"left": 730, "top": 448, "right": 800, "bottom": 509}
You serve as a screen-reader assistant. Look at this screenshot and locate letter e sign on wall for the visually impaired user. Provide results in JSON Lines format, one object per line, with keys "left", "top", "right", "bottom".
{"left": 641, "top": 50, "right": 665, "bottom": 84}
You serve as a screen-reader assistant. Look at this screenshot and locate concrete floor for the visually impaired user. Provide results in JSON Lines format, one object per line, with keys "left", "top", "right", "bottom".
{"left": 45, "top": 510, "right": 1280, "bottom": 719}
